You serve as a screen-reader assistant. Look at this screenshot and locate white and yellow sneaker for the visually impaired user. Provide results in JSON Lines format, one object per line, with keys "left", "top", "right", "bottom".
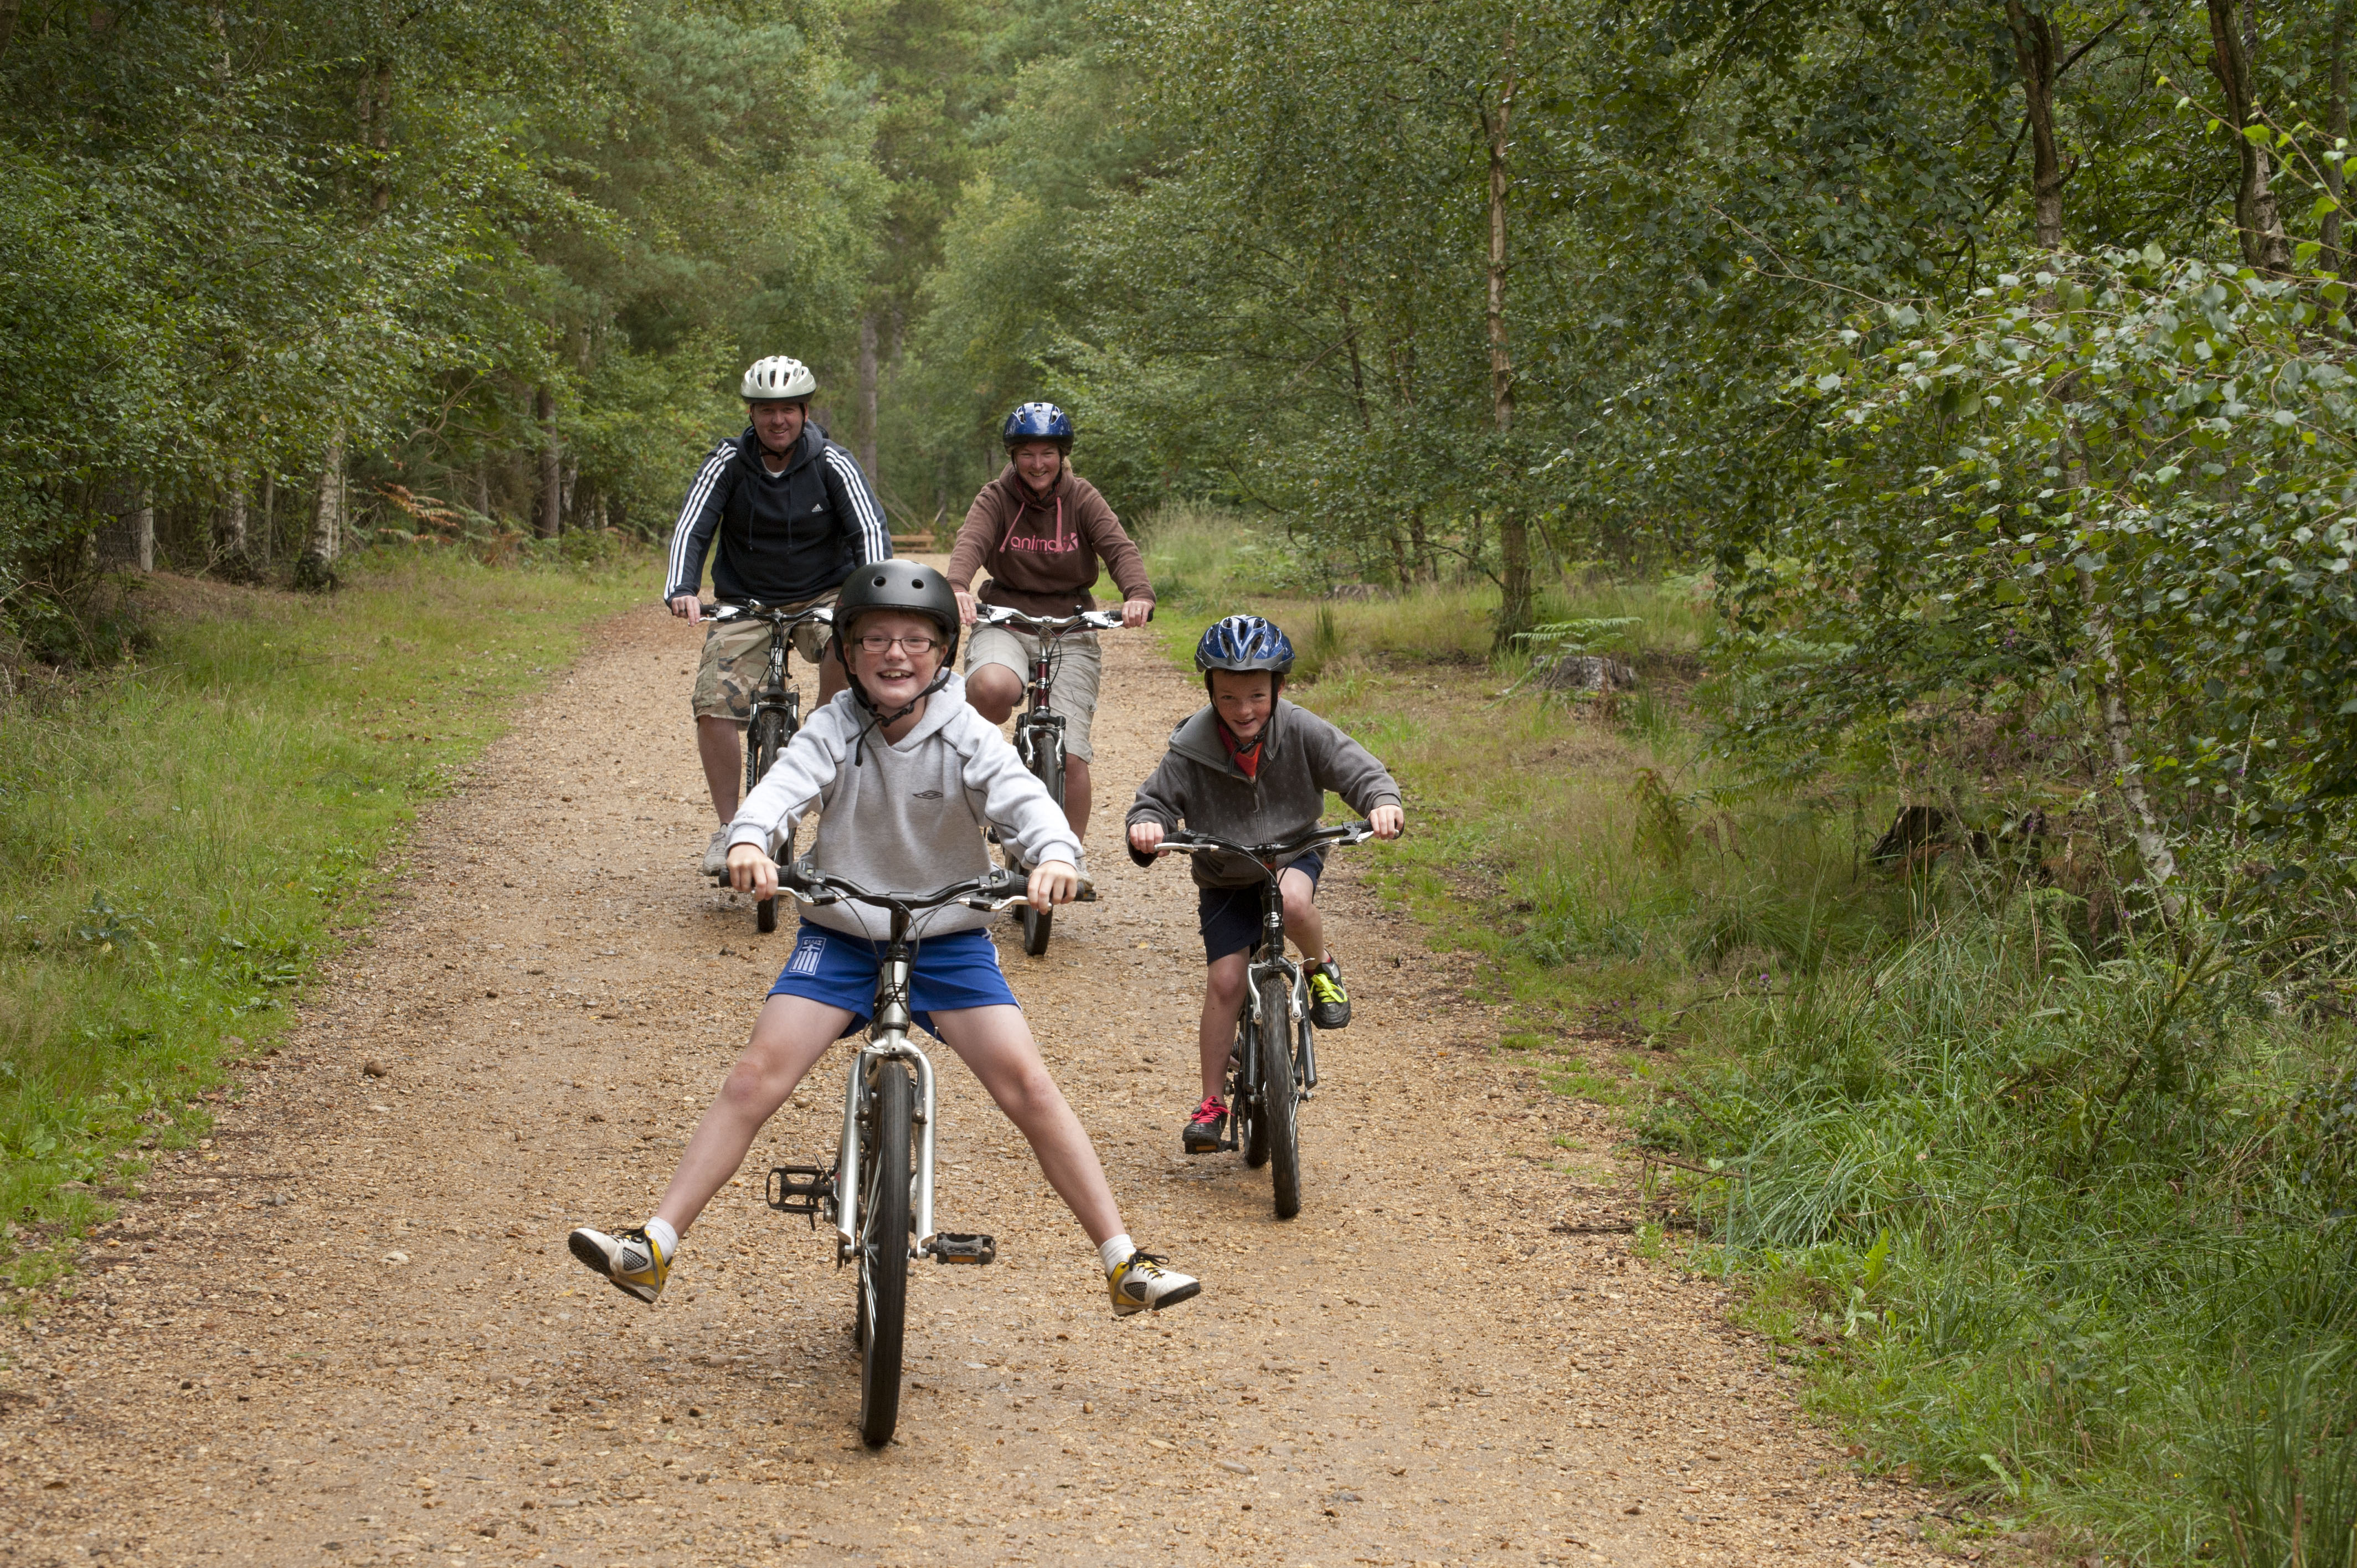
{"left": 568, "top": 1225, "right": 670, "bottom": 1304}
{"left": 1108, "top": 1250, "right": 1201, "bottom": 1317}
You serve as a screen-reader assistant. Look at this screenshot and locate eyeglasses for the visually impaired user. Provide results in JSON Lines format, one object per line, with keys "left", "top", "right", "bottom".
{"left": 854, "top": 633, "right": 939, "bottom": 654}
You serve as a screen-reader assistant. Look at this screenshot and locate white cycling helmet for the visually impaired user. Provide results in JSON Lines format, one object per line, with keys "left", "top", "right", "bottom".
{"left": 740, "top": 355, "right": 816, "bottom": 403}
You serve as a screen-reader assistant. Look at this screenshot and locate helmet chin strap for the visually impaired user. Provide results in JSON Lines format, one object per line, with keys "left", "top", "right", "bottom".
{"left": 844, "top": 664, "right": 955, "bottom": 765}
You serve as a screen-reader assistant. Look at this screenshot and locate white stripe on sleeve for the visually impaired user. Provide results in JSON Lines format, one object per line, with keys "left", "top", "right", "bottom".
{"left": 824, "top": 446, "right": 893, "bottom": 563}
{"left": 665, "top": 447, "right": 733, "bottom": 597}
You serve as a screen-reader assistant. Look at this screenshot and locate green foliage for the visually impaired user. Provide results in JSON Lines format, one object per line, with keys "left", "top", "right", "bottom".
{"left": 0, "top": 553, "right": 644, "bottom": 1292}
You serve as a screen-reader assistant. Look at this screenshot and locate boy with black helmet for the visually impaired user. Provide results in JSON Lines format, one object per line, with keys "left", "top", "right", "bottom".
{"left": 570, "top": 560, "right": 1202, "bottom": 1319}
{"left": 946, "top": 402, "right": 1155, "bottom": 853}
{"left": 1124, "top": 614, "right": 1405, "bottom": 1155}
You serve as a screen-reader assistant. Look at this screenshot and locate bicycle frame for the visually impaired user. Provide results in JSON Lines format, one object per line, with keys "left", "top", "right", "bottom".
{"left": 772, "top": 864, "right": 1024, "bottom": 1262}
{"left": 827, "top": 914, "right": 943, "bottom": 1262}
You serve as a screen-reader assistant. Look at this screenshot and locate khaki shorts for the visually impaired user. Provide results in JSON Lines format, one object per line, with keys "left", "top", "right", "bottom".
{"left": 690, "top": 593, "right": 836, "bottom": 722}
{"left": 966, "top": 623, "right": 1103, "bottom": 762}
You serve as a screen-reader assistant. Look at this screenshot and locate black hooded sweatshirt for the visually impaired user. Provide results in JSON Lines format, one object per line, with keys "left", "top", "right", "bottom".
{"left": 662, "top": 421, "right": 892, "bottom": 605}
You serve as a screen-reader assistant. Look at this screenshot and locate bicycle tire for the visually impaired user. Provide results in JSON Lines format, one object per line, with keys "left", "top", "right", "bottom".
{"left": 746, "top": 708, "right": 789, "bottom": 935}
{"left": 1239, "top": 1011, "right": 1270, "bottom": 1169}
{"left": 1262, "top": 974, "right": 1302, "bottom": 1218}
{"left": 856, "top": 1060, "right": 913, "bottom": 1447}
{"left": 1018, "top": 725, "right": 1064, "bottom": 956}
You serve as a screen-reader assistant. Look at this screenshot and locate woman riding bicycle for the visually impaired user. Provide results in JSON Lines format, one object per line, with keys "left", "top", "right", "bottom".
{"left": 945, "top": 403, "right": 1155, "bottom": 854}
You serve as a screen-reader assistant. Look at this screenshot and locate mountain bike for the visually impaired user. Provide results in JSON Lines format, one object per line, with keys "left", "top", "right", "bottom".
{"left": 1155, "top": 821, "right": 1377, "bottom": 1220}
{"left": 971, "top": 604, "right": 1136, "bottom": 955}
{"left": 702, "top": 600, "right": 835, "bottom": 933}
{"left": 761, "top": 860, "right": 1022, "bottom": 1447}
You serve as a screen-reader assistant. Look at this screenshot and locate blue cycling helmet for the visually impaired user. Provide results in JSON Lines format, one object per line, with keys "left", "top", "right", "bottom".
{"left": 1195, "top": 614, "right": 1295, "bottom": 676}
{"left": 1001, "top": 401, "right": 1074, "bottom": 450}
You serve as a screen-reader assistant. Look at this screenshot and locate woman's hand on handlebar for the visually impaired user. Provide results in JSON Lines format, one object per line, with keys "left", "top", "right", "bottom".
{"left": 670, "top": 594, "right": 703, "bottom": 625}
{"left": 1370, "top": 804, "right": 1404, "bottom": 840}
{"left": 1128, "top": 821, "right": 1166, "bottom": 856}
{"left": 954, "top": 588, "right": 978, "bottom": 627}
{"left": 1121, "top": 597, "right": 1154, "bottom": 629}
{"left": 1028, "top": 859, "right": 1079, "bottom": 910}
{"left": 725, "top": 842, "right": 778, "bottom": 901}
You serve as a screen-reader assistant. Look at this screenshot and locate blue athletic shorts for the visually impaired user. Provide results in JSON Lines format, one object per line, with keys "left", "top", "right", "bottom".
{"left": 1197, "top": 850, "right": 1324, "bottom": 964}
{"left": 767, "top": 922, "right": 1020, "bottom": 1039}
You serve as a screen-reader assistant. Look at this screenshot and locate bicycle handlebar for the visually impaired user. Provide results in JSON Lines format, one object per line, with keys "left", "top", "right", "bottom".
{"left": 973, "top": 605, "right": 1138, "bottom": 635}
{"left": 780, "top": 859, "right": 1027, "bottom": 915}
{"left": 1157, "top": 821, "right": 1377, "bottom": 868}
{"left": 699, "top": 601, "right": 837, "bottom": 627}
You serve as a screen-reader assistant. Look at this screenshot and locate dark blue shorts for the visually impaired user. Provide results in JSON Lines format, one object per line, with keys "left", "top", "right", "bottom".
{"left": 768, "top": 922, "right": 1020, "bottom": 1039}
{"left": 1197, "top": 850, "right": 1323, "bottom": 964}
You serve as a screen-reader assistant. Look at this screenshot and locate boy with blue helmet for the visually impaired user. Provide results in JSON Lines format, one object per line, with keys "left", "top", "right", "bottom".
{"left": 1124, "top": 615, "right": 1405, "bottom": 1154}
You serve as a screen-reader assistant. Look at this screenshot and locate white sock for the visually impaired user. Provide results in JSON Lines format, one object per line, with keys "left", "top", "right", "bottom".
{"left": 643, "top": 1216, "right": 680, "bottom": 1257}
{"left": 1098, "top": 1234, "right": 1136, "bottom": 1274}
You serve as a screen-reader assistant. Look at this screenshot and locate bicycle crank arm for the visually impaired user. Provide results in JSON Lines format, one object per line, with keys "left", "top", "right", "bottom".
{"left": 928, "top": 1232, "right": 996, "bottom": 1265}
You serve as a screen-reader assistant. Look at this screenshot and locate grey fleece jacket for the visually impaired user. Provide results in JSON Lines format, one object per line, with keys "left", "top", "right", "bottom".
{"left": 726, "top": 672, "right": 1081, "bottom": 941}
{"left": 1125, "top": 699, "right": 1402, "bottom": 889}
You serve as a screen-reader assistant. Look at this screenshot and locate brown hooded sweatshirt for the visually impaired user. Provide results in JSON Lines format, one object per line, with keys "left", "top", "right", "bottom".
{"left": 945, "top": 464, "right": 1154, "bottom": 617}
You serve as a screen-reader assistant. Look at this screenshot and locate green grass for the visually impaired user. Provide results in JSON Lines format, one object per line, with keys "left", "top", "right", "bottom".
{"left": 0, "top": 545, "right": 647, "bottom": 1298}
{"left": 1129, "top": 512, "right": 2357, "bottom": 1565}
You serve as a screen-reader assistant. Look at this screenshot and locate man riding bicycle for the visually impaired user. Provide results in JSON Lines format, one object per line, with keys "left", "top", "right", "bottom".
{"left": 945, "top": 403, "right": 1153, "bottom": 857}
{"left": 665, "top": 355, "right": 893, "bottom": 876}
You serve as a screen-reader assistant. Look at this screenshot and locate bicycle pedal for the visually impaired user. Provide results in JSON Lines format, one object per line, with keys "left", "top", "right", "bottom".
{"left": 766, "top": 1164, "right": 833, "bottom": 1221}
{"left": 931, "top": 1232, "right": 996, "bottom": 1266}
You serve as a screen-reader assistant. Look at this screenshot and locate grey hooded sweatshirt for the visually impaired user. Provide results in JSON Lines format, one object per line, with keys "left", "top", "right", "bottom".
{"left": 725, "top": 671, "right": 1080, "bottom": 942}
{"left": 1125, "top": 699, "right": 1401, "bottom": 890}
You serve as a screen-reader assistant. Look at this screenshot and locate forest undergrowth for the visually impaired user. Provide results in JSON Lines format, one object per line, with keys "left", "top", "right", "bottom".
{"left": 1138, "top": 509, "right": 2357, "bottom": 1567}
{"left": 0, "top": 546, "right": 647, "bottom": 1298}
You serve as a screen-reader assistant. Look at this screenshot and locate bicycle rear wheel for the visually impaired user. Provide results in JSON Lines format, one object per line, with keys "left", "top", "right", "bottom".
{"left": 1019, "top": 729, "right": 1065, "bottom": 956}
{"left": 748, "top": 707, "right": 790, "bottom": 933}
{"left": 1262, "top": 974, "right": 1302, "bottom": 1218}
{"left": 1238, "top": 1010, "right": 1270, "bottom": 1168}
{"left": 856, "top": 1060, "right": 913, "bottom": 1446}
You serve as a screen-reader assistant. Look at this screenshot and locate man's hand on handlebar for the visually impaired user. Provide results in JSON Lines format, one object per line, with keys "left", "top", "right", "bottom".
{"left": 1121, "top": 598, "right": 1154, "bottom": 629}
{"left": 1370, "top": 804, "right": 1404, "bottom": 840}
{"left": 1128, "top": 820, "right": 1166, "bottom": 857}
{"left": 669, "top": 593, "right": 703, "bottom": 625}
{"left": 954, "top": 587, "right": 978, "bottom": 627}
{"left": 725, "top": 842, "right": 777, "bottom": 901}
{"left": 1027, "top": 859, "right": 1080, "bottom": 911}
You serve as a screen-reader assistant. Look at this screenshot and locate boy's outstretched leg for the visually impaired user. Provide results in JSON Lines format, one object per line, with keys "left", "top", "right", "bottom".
{"left": 935, "top": 1004, "right": 1202, "bottom": 1315}
{"left": 569, "top": 994, "right": 852, "bottom": 1304}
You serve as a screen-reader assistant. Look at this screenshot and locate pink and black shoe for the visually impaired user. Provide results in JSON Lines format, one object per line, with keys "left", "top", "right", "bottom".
{"left": 1183, "top": 1096, "right": 1228, "bottom": 1154}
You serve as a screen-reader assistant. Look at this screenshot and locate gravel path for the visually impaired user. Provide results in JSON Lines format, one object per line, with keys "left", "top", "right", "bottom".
{"left": 3, "top": 596, "right": 1954, "bottom": 1566}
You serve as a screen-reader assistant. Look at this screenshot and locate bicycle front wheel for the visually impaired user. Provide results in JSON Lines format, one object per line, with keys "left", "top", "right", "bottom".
{"left": 1262, "top": 974, "right": 1302, "bottom": 1218}
{"left": 855, "top": 1059, "right": 913, "bottom": 1447}
{"left": 1019, "top": 730, "right": 1066, "bottom": 957}
{"left": 747, "top": 708, "right": 790, "bottom": 933}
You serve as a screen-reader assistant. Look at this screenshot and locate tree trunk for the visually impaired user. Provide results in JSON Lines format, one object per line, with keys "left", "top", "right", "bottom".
{"left": 364, "top": 59, "right": 393, "bottom": 214}
{"left": 259, "top": 470, "right": 275, "bottom": 566}
{"left": 132, "top": 490, "right": 153, "bottom": 574}
{"left": 536, "top": 384, "right": 562, "bottom": 539}
{"left": 0, "top": 0, "right": 20, "bottom": 61}
{"left": 1484, "top": 27, "right": 1532, "bottom": 654}
{"left": 857, "top": 311, "right": 880, "bottom": 486}
{"left": 1408, "top": 506, "right": 1433, "bottom": 585}
{"left": 2004, "top": 1, "right": 2066, "bottom": 249}
{"left": 2085, "top": 597, "right": 2181, "bottom": 920}
{"left": 296, "top": 429, "right": 344, "bottom": 591}
{"left": 474, "top": 463, "right": 491, "bottom": 522}
{"left": 2328, "top": 0, "right": 2354, "bottom": 275}
{"left": 214, "top": 472, "right": 248, "bottom": 565}
{"left": 2206, "top": 0, "right": 2292, "bottom": 271}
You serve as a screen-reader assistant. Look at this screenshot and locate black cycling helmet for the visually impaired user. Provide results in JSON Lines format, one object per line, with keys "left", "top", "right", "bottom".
{"left": 1195, "top": 614, "right": 1294, "bottom": 675}
{"left": 1002, "top": 401, "right": 1074, "bottom": 451}
{"left": 832, "top": 561, "right": 961, "bottom": 667}
{"left": 830, "top": 563, "right": 963, "bottom": 755}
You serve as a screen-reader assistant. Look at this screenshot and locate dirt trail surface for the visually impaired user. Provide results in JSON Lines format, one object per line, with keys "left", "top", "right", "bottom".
{"left": 6, "top": 592, "right": 1953, "bottom": 1568}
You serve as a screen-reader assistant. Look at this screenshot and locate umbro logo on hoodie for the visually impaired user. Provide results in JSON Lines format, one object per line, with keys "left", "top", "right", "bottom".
{"left": 911, "top": 789, "right": 943, "bottom": 800}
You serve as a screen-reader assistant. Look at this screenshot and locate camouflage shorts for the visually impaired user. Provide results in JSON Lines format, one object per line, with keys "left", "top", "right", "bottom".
{"left": 689, "top": 594, "right": 837, "bottom": 723}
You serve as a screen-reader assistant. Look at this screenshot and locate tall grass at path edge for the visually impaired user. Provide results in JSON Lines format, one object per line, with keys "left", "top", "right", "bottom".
{"left": 0, "top": 545, "right": 649, "bottom": 1303}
